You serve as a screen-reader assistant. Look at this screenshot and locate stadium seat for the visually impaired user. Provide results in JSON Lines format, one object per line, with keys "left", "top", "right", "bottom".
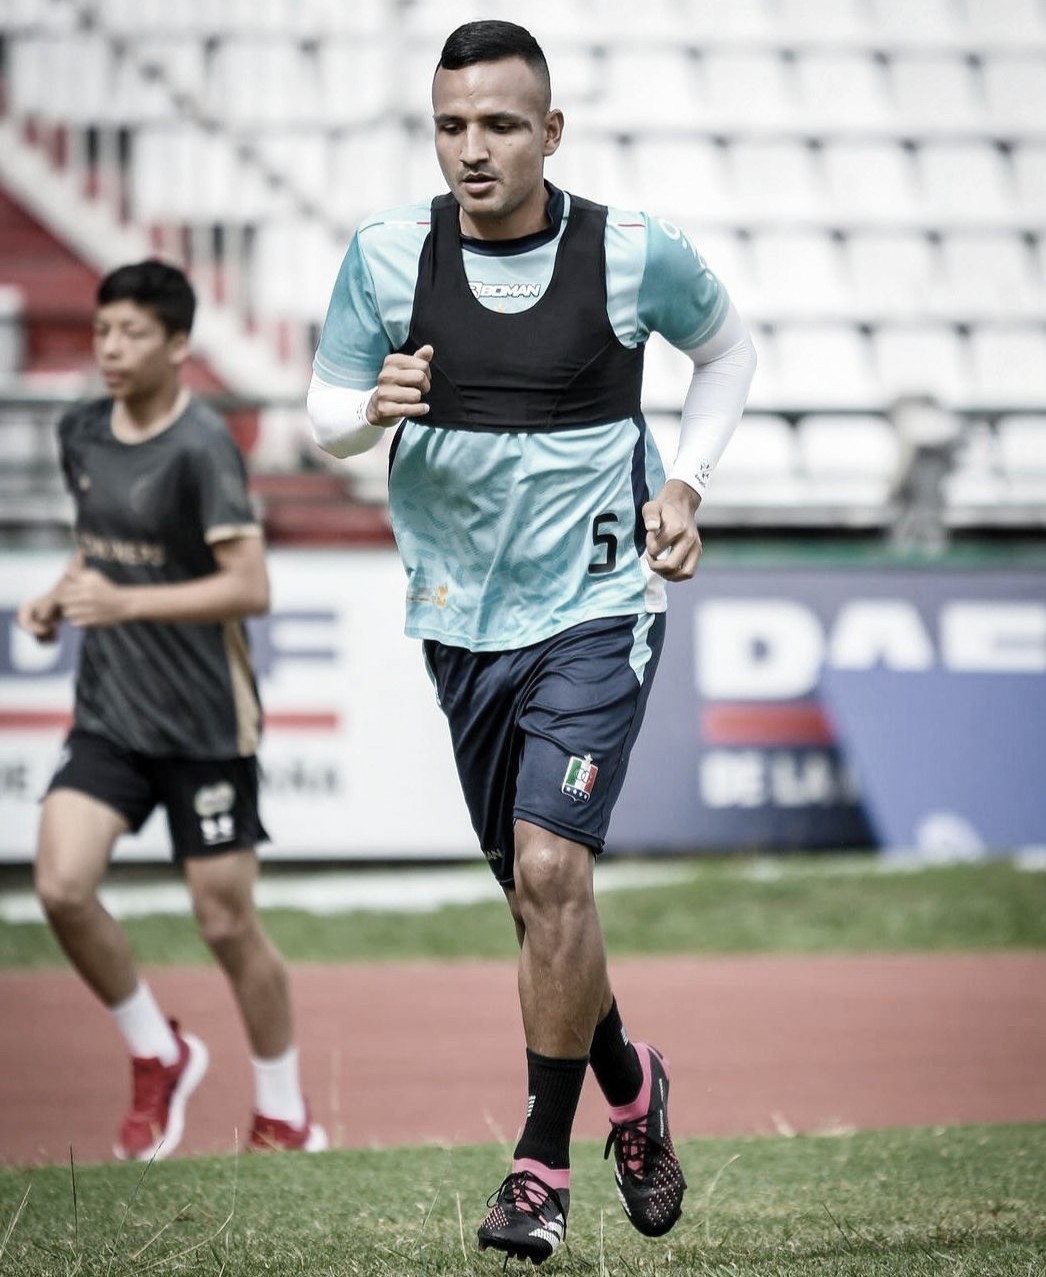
{"left": 597, "top": 48, "right": 702, "bottom": 129}
{"left": 961, "top": 0, "right": 1046, "bottom": 49}
{"left": 773, "top": 323, "right": 879, "bottom": 408}
{"left": 318, "top": 39, "right": 399, "bottom": 126}
{"left": 707, "top": 413, "right": 804, "bottom": 508}
{"left": 20, "top": 39, "right": 165, "bottom": 127}
{"left": 682, "top": 0, "right": 777, "bottom": 42}
{"left": 130, "top": 37, "right": 208, "bottom": 109}
{"left": 253, "top": 130, "right": 330, "bottom": 210}
{"left": 307, "top": 0, "right": 392, "bottom": 37}
{"left": 1011, "top": 143, "right": 1046, "bottom": 222}
{"left": 793, "top": 50, "right": 893, "bottom": 135}
{"left": 386, "top": 0, "right": 476, "bottom": 36}
{"left": 916, "top": 141, "right": 1017, "bottom": 228}
{"left": 967, "top": 326, "right": 1046, "bottom": 407}
{"left": 995, "top": 414, "right": 1046, "bottom": 506}
{"left": 402, "top": 135, "right": 453, "bottom": 209}
{"left": 251, "top": 220, "right": 347, "bottom": 322}
{"left": 7, "top": 35, "right": 115, "bottom": 125}
{"left": 821, "top": 140, "right": 921, "bottom": 227}
{"left": 96, "top": 0, "right": 204, "bottom": 34}
{"left": 795, "top": 412, "right": 901, "bottom": 508}
{"left": 328, "top": 125, "right": 416, "bottom": 227}
{"left": 630, "top": 138, "right": 736, "bottom": 226}
{"left": 845, "top": 230, "right": 942, "bottom": 321}
{"left": 888, "top": 53, "right": 984, "bottom": 137}
{"left": 547, "top": 133, "right": 637, "bottom": 212}
{"left": 205, "top": 39, "right": 324, "bottom": 126}
{"left": 938, "top": 231, "right": 1045, "bottom": 321}
{"left": 942, "top": 419, "right": 1011, "bottom": 523}
{"left": 697, "top": 50, "right": 801, "bottom": 134}
{"left": 2, "top": 0, "right": 76, "bottom": 31}
{"left": 741, "top": 324, "right": 784, "bottom": 411}
{"left": 775, "top": 0, "right": 872, "bottom": 46}
{"left": 981, "top": 55, "right": 1046, "bottom": 137}
{"left": 0, "top": 286, "right": 25, "bottom": 379}
{"left": 748, "top": 229, "right": 851, "bottom": 320}
{"left": 872, "top": 323, "right": 972, "bottom": 404}
{"left": 544, "top": 42, "right": 602, "bottom": 115}
{"left": 727, "top": 139, "right": 826, "bottom": 223}
{"left": 863, "top": 0, "right": 963, "bottom": 49}
{"left": 579, "top": 0, "right": 692, "bottom": 41}
{"left": 130, "top": 124, "right": 271, "bottom": 222}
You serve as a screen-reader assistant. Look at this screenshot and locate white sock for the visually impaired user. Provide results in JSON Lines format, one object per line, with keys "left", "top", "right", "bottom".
{"left": 110, "top": 983, "right": 179, "bottom": 1065}
{"left": 252, "top": 1046, "right": 307, "bottom": 1126}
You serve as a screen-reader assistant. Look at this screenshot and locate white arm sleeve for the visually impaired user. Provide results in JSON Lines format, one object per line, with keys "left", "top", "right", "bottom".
{"left": 307, "top": 375, "right": 389, "bottom": 459}
{"left": 666, "top": 302, "right": 758, "bottom": 497}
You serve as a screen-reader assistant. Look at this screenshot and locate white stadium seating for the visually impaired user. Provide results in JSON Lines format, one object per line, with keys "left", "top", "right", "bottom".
{"left": 2, "top": 0, "right": 1044, "bottom": 527}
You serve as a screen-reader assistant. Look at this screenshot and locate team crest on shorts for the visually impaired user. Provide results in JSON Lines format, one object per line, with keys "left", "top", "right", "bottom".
{"left": 193, "top": 781, "right": 236, "bottom": 846}
{"left": 562, "top": 754, "right": 598, "bottom": 802}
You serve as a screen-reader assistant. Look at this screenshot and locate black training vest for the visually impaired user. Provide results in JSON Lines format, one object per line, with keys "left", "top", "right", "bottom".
{"left": 396, "top": 192, "right": 645, "bottom": 431}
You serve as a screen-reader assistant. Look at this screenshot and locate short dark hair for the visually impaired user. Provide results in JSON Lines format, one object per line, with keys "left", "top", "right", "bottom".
{"left": 97, "top": 260, "right": 196, "bottom": 336}
{"left": 438, "top": 21, "right": 551, "bottom": 106}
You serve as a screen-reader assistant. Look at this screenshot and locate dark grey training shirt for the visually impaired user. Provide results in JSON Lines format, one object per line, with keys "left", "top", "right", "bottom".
{"left": 59, "top": 396, "right": 263, "bottom": 759}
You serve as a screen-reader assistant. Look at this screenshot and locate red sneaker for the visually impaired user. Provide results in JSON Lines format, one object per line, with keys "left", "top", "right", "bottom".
{"left": 114, "top": 1022, "right": 209, "bottom": 1162}
{"left": 249, "top": 1109, "right": 328, "bottom": 1152}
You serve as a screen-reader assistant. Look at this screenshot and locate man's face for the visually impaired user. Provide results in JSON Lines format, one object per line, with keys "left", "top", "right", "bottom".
{"left": 432, "top": 55, "right": 563, "bottom": 240}
{"left": 93, "top": 300, "right": 186, "bottom": 401}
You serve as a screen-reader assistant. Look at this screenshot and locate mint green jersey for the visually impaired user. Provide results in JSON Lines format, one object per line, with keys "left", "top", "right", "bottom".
{"left": 314, "top": 189, "right": 727, "bottom": 651}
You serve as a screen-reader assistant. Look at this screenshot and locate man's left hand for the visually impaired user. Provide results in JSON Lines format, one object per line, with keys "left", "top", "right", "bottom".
{"left": 642, "top": 480, "right": 703, "bottom": 582}
{"left": 56, "top": 568, "right": 128, "bottom": 628}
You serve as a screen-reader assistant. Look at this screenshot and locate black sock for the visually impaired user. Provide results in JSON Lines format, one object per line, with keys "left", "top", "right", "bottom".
{"left": 512, "top": 1050, "right": 588, "bottom": 1172}
{"left": 588, "top": 998, "right": 643, "bottom": 1107}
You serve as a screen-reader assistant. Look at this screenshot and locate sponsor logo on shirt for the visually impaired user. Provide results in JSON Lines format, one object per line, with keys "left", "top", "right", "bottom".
{"left": 77, "top": 532, "right": 166, "bottom": 568}
{"left": 468, "top": 282, "right": 542, "bottom": 299}
{"left": 406, "top": 584, "right": 449, "bottom": 608}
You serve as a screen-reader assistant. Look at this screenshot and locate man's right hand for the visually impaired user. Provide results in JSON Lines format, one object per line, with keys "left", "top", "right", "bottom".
{"left": 366, "top": 344, "right": 434, "bottom": 427}
{"left": 17, "top": 595, "right": 62, "bottom": 643}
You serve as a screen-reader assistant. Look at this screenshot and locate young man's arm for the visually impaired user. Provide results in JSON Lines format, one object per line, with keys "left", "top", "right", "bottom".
{"left": 54, "top": 535, "right": 270, "bottom": 628}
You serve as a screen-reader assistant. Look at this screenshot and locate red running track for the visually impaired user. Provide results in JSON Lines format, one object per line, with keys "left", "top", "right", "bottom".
{"left": 3, "top": 953, "right": 1045, "bottom": 1166}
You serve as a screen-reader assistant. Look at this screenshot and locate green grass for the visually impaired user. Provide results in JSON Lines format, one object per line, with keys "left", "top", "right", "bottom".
{"left": 2, "top": 855, "right": 1045, "bottom": 969}
{"left": 1, "top": 1125, "right": 1043, "bottom": 1276}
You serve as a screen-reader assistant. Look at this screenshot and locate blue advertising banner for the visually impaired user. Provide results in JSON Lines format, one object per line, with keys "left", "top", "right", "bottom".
{"left": 610, "top": 566, "right": 1046, "bottom": 855}
{"left": 4, "top": 551, "right": 1043, "bottom": 860}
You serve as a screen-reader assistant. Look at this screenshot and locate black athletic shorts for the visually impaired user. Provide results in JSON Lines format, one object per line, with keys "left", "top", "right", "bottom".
{"left": 423, "top": 612, "right": 666, "bottom": 887}
{"left": 46, "top": 728, "right": 269, "bottom": 859}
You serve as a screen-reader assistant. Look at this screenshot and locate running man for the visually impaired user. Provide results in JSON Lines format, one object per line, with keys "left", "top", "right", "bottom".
{"left": 18, "top": 260, "right": 325, "bottom": 1160}
{"left": 308, "top": 21, "right": 756, "bottom": 1264}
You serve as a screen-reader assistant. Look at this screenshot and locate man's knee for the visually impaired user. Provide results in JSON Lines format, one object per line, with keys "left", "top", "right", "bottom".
{"left": 185, "top": 850, "right": 261, "bottom": 954}
{"left": 34, "top": 860, "right": 96, "bottom": 922}
{"left": 193, "top": 892, "right": 253, "bottom": 956}
{"left": 514, "top": 826, "right": 594, "bottom": 915}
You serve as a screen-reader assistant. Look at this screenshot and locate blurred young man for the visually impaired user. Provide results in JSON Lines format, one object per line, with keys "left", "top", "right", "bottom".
{"left": 309, "top": 21, "right": 755, "bottom": 1264}
{"left": 18, "top": 260, "right": 325, "bottom": 1160}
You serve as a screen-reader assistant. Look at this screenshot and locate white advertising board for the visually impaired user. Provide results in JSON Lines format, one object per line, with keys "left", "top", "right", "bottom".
{"left": 0, "top": 549, "right": 475, "bottom": 862}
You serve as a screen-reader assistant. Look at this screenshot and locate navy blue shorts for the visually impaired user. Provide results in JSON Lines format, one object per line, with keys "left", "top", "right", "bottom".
{"left": 423, "top": 613, "right": 666, "bottom": 887}
{"left": 46, "top": 729, "right": 269, "bottom": 860}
